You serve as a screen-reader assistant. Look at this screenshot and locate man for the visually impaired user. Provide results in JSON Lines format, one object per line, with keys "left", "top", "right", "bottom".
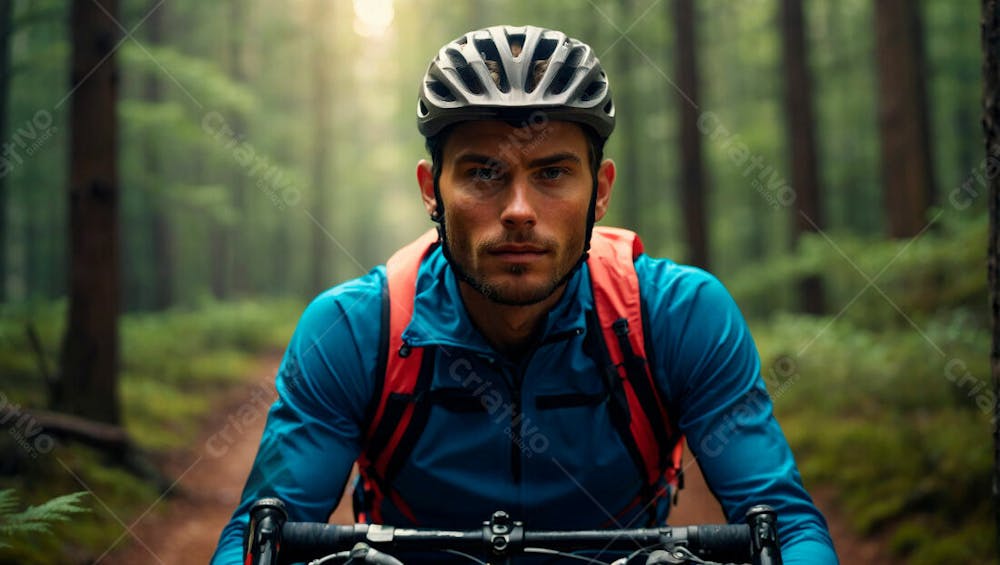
{"left": 213, "top": 25, "right": 837, "bottom": 564}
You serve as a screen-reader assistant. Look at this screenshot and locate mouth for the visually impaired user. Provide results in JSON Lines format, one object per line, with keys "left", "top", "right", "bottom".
{"left": 488, "top": 245, "right": 549, "bottom": 263}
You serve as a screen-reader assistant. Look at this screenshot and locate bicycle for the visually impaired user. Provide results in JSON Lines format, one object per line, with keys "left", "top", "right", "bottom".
{"left": 244, "top": 498, "right": 783, "bottom": 565}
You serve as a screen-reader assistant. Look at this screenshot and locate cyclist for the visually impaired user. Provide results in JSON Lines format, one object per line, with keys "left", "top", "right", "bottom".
{"left": 212, "top": 25, "right": 837, "bottom": 564}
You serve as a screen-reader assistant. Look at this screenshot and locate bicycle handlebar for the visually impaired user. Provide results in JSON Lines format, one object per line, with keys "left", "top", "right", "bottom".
{"left": 246, "top": 498, "right": 783, "bottom": 565}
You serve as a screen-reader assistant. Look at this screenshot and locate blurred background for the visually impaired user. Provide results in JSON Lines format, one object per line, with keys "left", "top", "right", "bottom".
{"left": 0, "top": 0, "right": 992, "bottom": 563}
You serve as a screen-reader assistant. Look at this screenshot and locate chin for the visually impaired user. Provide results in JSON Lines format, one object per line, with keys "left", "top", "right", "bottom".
{"left": 478, "top": 274, "right": 561, "bottom": 306}
{"left": 488, "top": 289, "right": 556, "bottom": 307}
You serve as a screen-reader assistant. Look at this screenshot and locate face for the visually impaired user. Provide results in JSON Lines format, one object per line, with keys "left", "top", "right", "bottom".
{"left": 417, "top": 120, "right": 615, "bottom": 306}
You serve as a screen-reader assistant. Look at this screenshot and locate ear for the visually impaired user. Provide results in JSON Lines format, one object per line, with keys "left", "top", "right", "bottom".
{"left": 594, "top": 158, "right": 615, "bottom": 222}
{"left": 416, "top": 159, "right": 437, "bottom": 217}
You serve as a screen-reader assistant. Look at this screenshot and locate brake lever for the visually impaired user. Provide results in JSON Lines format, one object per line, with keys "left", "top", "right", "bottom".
{"left": 350, "top": 542, "right": 404, "bottom": 565}
{"left": 644, "top": 548, "right": 690, "bottom": 564}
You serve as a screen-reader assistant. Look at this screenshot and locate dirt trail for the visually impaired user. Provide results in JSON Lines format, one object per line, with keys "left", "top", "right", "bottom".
{"left": 104, "top": 361, "right": 894, "bottom": 564}
{"left": 102, "top": 358, "right": 286, "bottom": 565}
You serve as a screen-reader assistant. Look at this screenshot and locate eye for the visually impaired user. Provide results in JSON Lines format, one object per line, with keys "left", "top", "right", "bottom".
{"left": 537, "top": 167, "right": 570, "bottom": 181}
{"left": 467, "top": 167, "right": 503, "bottom": 182}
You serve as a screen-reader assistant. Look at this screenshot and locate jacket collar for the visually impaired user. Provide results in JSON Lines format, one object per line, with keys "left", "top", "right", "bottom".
{"left": 400, "top": 246, "right": 590, "bottom": 356}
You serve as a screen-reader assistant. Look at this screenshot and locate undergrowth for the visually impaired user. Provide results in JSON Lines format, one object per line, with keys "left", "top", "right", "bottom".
{"left": 737, "top": 211, "right": 993, "bottom": 564}
{"left": 0, "top": 298, "right": 302, "bottom": 563}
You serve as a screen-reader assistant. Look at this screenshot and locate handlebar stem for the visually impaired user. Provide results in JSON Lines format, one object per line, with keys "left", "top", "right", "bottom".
{"left": 484, "top": 510, "right": 524, "bottom": 556}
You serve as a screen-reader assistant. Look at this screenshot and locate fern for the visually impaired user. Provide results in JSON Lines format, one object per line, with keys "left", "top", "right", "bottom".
{"left": 0, "top": 489, "right": 90, "bottom": 548}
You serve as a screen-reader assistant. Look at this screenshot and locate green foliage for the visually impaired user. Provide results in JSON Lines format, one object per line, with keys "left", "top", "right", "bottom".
{"left": 0, "top": 299, "right": 301, "bottom": 562}
{"left": 0, "top": 442, "right": 160, "bottom": 564}
{"left": 0, "top": 489, "right": 89, "bottom": 549}
{"left": 0, "top": 298, "right": 300, "bottom": 391}
{"left": 119, "top": 99, "right": 205, "bottom": 149}
{"left": 745, "top": 210, "right": 994, "bottom": 562}
{"left": 729, "top": 211, "right": 988, "bottom": 323}
{"left": 120, "top": 43, "right": 258, "bottom": 116}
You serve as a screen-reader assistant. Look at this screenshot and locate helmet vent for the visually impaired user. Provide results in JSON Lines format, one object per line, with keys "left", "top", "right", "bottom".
{"left": 456, "top": 65, "right": 484, "bottom": 95}
{"left": 548, "top": 46, "right": 585, "bottom": 96}
{"left": 446, "top": 48, "right": 484, "bottom": 95}
{"left": 581, "top": 78, "right": 605, "bottom": 102}
{"left": 427, "top": 80, "right": 455, "bottom": 102}
{"left": 445, "top": 47, "right": 467, "bottom": 68}
{"left": 525, "top": 38, "right": 558, "bottom": 93}
{"left": 505, "top": 32, "right": 526, "bottom": 57}
{"left": 475, "top": 39, "right": 510, "bottom": 92}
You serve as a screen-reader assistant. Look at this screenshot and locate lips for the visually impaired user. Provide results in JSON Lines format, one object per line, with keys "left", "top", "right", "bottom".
{"left": 488, "top": 244, "right": 548, "bottom": 262}
{"left": 490, "top": 245, "right": 546, "bottom": 254}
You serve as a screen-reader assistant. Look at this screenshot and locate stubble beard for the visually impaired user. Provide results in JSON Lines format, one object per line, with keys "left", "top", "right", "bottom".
{"left": 443, "top": 229, "right": 573, "bottom": 307}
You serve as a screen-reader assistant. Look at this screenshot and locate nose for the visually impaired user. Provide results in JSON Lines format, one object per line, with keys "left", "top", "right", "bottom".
{"left": 499, "top": 176, "right": 537, "bottom": 229}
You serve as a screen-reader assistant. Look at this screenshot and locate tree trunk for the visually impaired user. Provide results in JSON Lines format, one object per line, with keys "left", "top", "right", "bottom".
{"left": 209, "top": 0, "right": 250, "bottom": 302}
{"left": 614, "top": 0, "right": 641, "bottom": 233}
{"left": 780, "top": 0, "right": 825, "bottom": 314}
{"left": 227, "top": 0, "right": 248, "bottom": 297}
{"left": 56, "top": 0, "right": 121, "bottom": 425}
{"left": 309, "top": 0, "right": 331, "bottom": 295}
{"left": 25, "top": 191, "right": 38, "bottom": 297}
{"left": 0, "top": 0, "right": 11, "bottom": 303}
{"left": 673, "top": 0, "right": 709, "bottom": 270}
{"left": 981, "top": 0, "right": 1000, "bottom": 555}
{"left": 144, "top": 0, "right": 172, "bottom": 310}
{"left": 874, "top": 0, "right": 935, "bottom": 238}
{"left": 209, "top": 226, "right": 229, "bottom": 300}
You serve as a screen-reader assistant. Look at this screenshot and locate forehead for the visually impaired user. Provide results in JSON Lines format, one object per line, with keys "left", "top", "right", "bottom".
{"left": 442, "top": 120, "right": 589, "bottom": 163}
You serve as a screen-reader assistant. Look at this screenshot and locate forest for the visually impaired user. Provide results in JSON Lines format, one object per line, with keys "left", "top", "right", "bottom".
{"left": 0, "top": 0, "right": 997, "bottom": 564}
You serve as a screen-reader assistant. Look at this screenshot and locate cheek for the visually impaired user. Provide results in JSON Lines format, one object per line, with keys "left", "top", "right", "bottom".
{"left": 447, "top": 198, "right": 493, "bottom": 231}
{"left": 557, "top": 203, "right": 590, "bottom": 254}
{"left": 443, "top": 206, "right": 481, "bottom": 253}
{"left": 557, "top": 199, "right": 590, "bottom": 230}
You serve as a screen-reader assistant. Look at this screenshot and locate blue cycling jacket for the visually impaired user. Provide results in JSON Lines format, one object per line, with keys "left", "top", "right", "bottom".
{"left": 212, "top": 245, "right": 838, "bottom": 564}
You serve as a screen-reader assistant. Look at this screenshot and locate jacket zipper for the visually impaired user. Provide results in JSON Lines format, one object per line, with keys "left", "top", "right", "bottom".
{"left": 496, "top": 360, "right": 528, "bottom": 485}
{"left": 504, "top": 329, "right": 581, "bottom": 485}
{"left": 510, "top": 385, "right": 523, "bottom": 483}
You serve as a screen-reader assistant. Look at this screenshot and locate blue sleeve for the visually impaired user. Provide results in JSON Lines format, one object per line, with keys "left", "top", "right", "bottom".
{"left": 210, "top": 269, "right": 385, "bottom": 565}
{"left": 637, "top": 256, "right": 838, "bottom": 565}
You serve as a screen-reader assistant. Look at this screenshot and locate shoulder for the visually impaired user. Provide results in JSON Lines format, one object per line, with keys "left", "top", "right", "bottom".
{"left": 279, "top": 267, "right": 387, "bottom": 420}
{"left": 633, "top": 254, "right": 757, "bottom": 397}
{"left": 296, "top": 266, "right": 387, "bottom": 340}
{"left": 634, "top": 254, "right": 737, "bottom": 319}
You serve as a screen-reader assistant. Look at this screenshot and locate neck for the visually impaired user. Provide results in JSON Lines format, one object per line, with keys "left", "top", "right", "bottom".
{"left": 458, "top": 282, "right": 567, "bottom": 359}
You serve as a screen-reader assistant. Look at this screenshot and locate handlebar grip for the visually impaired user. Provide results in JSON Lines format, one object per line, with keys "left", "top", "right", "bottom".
{"left": 685, "top": 524, "right": 751, "bottom": 562}
{"left": 276, "top": 523, "right": 361, "bottom": 564}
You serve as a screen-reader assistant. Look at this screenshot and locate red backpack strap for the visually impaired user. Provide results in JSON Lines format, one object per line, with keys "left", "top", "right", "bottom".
{"left": 356, "top": 229, "right": 439, "bottom": 524}
{"left": 588, "top": 227, "right": 684, "bottom": 498}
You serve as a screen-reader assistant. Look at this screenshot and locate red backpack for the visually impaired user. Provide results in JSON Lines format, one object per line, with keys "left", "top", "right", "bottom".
{"left": 355, "top": 227, "right": 684, "bottom": 524}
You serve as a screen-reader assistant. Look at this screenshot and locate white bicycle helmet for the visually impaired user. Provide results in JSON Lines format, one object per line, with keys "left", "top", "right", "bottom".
{"left": 417, "top": 25, "right": 615, "bottom": 139}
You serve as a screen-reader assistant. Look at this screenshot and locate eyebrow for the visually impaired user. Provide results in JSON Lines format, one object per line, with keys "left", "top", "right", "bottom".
{"left": 528, "top": 153, "right": 582, "bottom": 168}
{"left": 452, "top": 152, "right": 583, "bottom": 168}
{"left": 453, "top": 153, "right": 497, "bottom": 166}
